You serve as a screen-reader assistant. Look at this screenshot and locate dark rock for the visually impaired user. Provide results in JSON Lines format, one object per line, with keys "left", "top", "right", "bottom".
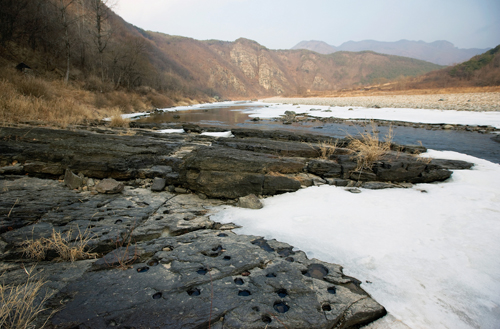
{"left": 429, "top": 159, "right": 474, "bottom": 170}
{"left": 15, "top": 62, "right": 32, "bottom": 72}
{"left": 48, "top": 230, "right": 385, "bottom": 329}
{"left": 182, "top": 123, "right": 202, "bottom": 133}
{"left": 263, "top": 175, "right": 301, "bottom": 195}
{"left": 306, "top": 159, "right": 342, "bottom": 178}
{"left": 326, "top": 178, "right": 350, "bottom": 186}
{"left": 237, "top": 194, "right": 263, "bottom": 209}
{"left": 215, "top": 138, "right": 319, "bottom": 158}
{"left": 349, "top": 170, "right": 377, "bottom": 181}
{"left": 151, "top": 177, "right": 167, "bottom": 192}
{"left": 362, "top": 182, "right": 398, "bottom": 189}
{"left": 186, "top": 171, "right": 264, "bottom": 199}
{"left": 64, "top": 169, "right": 83, "bottom": 189}
{"left": 0, "top": 164, "right": 24, "bottom": 175}
{"left": 24, "top": 161, "right": 64, "bottom": 176}
{"left": 184, "top": 146, "right": 305, "bottom": 174}
{"left": 96, "top": 178, "right": 124, "bottom": 194}
{"left": 138, "top": 165, "right": 173, "bottom": 178}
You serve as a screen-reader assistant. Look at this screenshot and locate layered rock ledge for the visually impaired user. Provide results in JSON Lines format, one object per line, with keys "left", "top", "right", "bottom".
{"left": 0, "top": 125, "right": 473, "bottom": 328}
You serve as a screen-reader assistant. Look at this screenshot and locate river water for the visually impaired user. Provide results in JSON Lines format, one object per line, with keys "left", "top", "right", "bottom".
{"left": 137, "top": 102, "right": 500, "bottom": 164}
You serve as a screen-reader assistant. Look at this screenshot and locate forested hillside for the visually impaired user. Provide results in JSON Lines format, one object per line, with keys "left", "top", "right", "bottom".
{"left": 0, "top": 0, "right": 453, "bottom": 126}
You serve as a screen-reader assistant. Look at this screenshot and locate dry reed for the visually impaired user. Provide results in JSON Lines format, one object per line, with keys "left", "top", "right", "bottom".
{"left": 347, "top": 122, "right": 393, "bottom": 170}
{"left": 0, "top": 267, "right": 55, "bottom": 329}
{"left": 22, "top": 228, "right": 95, "bottom": 262}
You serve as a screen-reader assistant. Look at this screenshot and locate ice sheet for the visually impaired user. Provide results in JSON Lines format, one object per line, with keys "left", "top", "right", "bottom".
{"left": 211, "top": 151, "right": 500, "bottom": 329}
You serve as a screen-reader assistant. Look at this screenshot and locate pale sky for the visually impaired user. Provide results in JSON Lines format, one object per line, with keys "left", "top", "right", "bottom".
{"left": 114, "top": 0, "right": 500, "bottom": 50}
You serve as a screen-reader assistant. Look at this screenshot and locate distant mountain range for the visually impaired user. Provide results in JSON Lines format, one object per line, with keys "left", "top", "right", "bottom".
{"left": 292, "top": 40, "right": 490, "bottom": 66}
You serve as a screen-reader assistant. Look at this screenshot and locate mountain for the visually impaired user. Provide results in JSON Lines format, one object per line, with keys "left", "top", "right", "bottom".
{"left": 0, "top": 0, "right": 443, "bottom": 101}
{"left": 291, "top": 40, "right": 337, "bottom": 55}
{"left": 411, "top": 45, "right": 500, "bottom": 88}
{"left": 292, "top": 40, "right": 490, "bottom": 66}
{"left": 135, "top": 33, "right": 444, "bottom": 97}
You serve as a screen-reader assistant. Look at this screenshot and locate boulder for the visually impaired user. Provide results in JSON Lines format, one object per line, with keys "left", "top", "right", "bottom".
{"left": 96, "top": 178, "right": 124, "bottom": 194}
{"left": 237, "top": 194, "right": 263, "bottom": 209}
{"left": 64, "top": 169, "right": 83, "bottom": 189}
{"left": 306, "top": 159, "right": 342, "bottom": 178}
{"left": 151, "top": 177, "right": 167, "bottom": 192}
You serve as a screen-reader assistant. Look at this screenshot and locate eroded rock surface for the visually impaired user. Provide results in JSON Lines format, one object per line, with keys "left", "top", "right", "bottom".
{"left": 0, "top": 126, "right": 469, "bottom": 199}
{"left": 0, "top": 176, "right": 385, "bottom": 329}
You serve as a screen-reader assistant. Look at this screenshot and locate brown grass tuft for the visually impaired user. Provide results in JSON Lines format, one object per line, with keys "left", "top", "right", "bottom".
{"left": 22, "top": 228, "right": 95, "bottom": 262}
{"left": 347, "top": 122, "right": 393, "bottom": 170}
{"left": 312, "top": 139, "right": 338, "bottom": 159}
{"left": 108, "top": 110, "right": 130, "bottom": 128}
{"left": 0, "top": 267, "right": 55, "bottom": 329}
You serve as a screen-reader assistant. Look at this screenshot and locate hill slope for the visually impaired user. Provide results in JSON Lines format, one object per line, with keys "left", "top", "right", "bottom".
{"left": 411, "top": 45, "right": 500, "bottom": 88}
{"left": 145, "top": 34, "right": 443, "bottom": 97}
{"left": 292, "top": 40, "right": 490, "bottom": 66}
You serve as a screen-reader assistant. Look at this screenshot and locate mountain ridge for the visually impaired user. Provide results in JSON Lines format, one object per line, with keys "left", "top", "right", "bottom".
{"left": 292, "top": 39, "right": 490, "bottom": 66}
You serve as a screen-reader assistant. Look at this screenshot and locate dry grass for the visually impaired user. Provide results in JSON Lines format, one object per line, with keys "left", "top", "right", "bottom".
{"left": 347, "top": 123, "right": 393, "bottom": 170}
{"left": 104, "top": 226, "right": 138, "bottom": 270}
{"left": 0, "top": 67, "right": 181, "bottom": 127}
{"left": 0, "top": 267, "right": 55, "bottom": 329}
{"left": 108, "top": 110, "right": 130, "bottom": 128}
{"left": 312, "top": 140, "right": 338, "bottom": 159}
{"left": 22, "top": 228, "right": 96, "bottom": 262}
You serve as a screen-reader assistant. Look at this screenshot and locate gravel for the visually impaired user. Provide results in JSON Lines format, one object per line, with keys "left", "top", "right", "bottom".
{"left": 263, "top": 92, "right": 500, "bottom": 112}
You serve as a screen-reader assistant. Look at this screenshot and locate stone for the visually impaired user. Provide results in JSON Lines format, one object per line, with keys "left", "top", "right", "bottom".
{"left": 306, "top": 159, "right": 342, "bottom": 178}
{"left": 182, "top": 123, "right": 202, "bottom": 133}
{"left": 64, "top": 169, "right": 83, "bottom": 189}
{"left": 24, "top": 161, "right": 64, "bottom": 176}
{"left": 96, "top": 178, "right": 124, "bottom": 194}
{"left": 429, "top": 159, "right": 474, "bottom": 170}
{"left": 174, "top": 187, "right": 188, "bottom": 194}
{"left": 326, "top": 178, "right": 350, "bottom": 187}
{"left": 237, "top": 194, "right": 263, "bottom": 209}
{"left": 0, "top": 164, "right": 24, "bottom": 175}
{"left": 362, "top": 182, "right": 398, "bottom": 190}
{"left": 151, "top": 177, "right": 167, "bottom": 192}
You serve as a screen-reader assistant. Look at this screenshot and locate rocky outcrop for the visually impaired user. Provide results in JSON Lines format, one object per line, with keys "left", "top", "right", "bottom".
{"left": 0, "top": 126, "right": 471, "bottom": 200}
{"left": 0, "top": 176, "right": 386, "bottom": 329}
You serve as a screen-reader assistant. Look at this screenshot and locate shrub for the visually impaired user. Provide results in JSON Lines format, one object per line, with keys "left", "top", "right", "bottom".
{"left": 16, "top": 77, "right": 52, "bottom": 99}
{"left": 148, "top": 92, "right": 173, "bottom": 109}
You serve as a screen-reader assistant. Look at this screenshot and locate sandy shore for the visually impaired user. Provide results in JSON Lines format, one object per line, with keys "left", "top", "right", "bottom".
{"left": 263, "top": 92, "right": 500, "bottom": 112}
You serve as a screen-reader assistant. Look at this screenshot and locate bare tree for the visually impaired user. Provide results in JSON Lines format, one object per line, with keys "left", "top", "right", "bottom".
{"left": 54, "top": 0, "right": 77, "bottom": 83}
{"left": 88, "top": 0, "right": 116, "bottom": 80}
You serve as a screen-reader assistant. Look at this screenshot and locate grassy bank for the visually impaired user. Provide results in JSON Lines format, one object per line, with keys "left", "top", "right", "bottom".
{"left": 0, "top": 68, "right": 212, "bottom": 127}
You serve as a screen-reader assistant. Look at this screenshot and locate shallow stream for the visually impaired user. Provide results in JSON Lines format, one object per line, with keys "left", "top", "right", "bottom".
{"left": 137, "top": 102, "right": 500, "bottom": 164}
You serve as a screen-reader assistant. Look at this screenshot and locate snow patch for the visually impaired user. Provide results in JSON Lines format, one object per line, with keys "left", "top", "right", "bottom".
{"left": 211, "top": 150, "right": 500, "bottom": 329}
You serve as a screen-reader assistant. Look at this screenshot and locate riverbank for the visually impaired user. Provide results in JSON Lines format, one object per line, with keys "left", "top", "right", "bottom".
{"left": 1, "top": 125, "right": 473, "bottom": 328}
{"left": 263, "top": 92, "right": 500, "bottom": 112}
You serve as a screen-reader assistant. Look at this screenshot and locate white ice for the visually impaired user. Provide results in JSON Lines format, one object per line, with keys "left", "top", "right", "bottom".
{"left": 156, "top": 129, "right": 185, "bottom": 134}
{"left": 247, "top": 102, "right": 500, "bottom": 128}
{"left": 211, "top": 151, "right": 500, "bottom": 329}
{"left": 200, "top": 131, "right": 234, "bottom": 138}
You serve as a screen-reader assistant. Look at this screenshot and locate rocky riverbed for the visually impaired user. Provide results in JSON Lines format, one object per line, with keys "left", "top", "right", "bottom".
{"left": 264, "top": 92, "right": 500, "bottom": 112}
{"left": 0, "top": 125, "right": 473, "bottom": 328}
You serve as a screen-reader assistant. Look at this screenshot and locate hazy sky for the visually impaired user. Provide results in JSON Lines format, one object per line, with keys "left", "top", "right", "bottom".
{"left": 114, "top": 0, "right": 500, "bottom": 50}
